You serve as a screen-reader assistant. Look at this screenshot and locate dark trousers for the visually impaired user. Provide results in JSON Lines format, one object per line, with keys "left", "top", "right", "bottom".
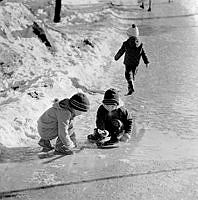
{"left": 125, "top": 65, "right": 138, "bottom": 81}
{"left": 124, "top": 65, "right": 137, "bottom": 92}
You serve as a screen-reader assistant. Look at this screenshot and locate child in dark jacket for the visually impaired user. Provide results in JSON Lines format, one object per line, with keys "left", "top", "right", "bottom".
{"left": 37, "top": 92, "right": 90, "bottom": 154}
{"left": 114, "top": 24, "right": 149, "bottom": 95}
{"left": 139, "top": 0, "right": 152, "bottom": 12}
{"left": 87, "top": 88, "right": 133, "bottom": 146}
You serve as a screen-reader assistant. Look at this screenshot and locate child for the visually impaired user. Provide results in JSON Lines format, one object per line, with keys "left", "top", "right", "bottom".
{"left": 139, "top": 0, "right": 152, "bottom": 12}
{"left": 87, "top": 88, "right": 133, "bottom": 146}
{"left": 114, "top": 24, "right": 149, "bottom": 95}
{"left": 37, "top": 92, "right": 90, "bottom": 154}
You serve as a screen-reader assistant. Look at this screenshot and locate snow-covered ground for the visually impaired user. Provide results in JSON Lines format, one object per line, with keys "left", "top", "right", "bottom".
{"left": 0, "top": 0, "right": 126, "bottom": 148}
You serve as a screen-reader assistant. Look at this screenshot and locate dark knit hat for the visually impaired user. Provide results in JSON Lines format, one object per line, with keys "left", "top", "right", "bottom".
{"left": 69, "top": 93, "right": 90, "bottom": 112}
{"left": 102, "top": 88, "right": 119, "bottom": 105}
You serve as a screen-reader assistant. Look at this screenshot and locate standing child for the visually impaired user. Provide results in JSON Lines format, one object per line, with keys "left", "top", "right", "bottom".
{"left": 37, "top": 92, "right": 90, "bottom": 154}
{"left": 139, "top": 0, "right": 152, "bottom": 12}
{"left": 114, "top": 24, "right": 149, "bottom": 95}
{"left": 87, "top": 88, "right": 133, "bottom": 146}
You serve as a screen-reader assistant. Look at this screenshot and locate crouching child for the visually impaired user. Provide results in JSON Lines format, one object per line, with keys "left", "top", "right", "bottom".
{"left": 87, "top": 88, "right": 133, "bottom": 146}
{"left": 37, "top": 93, "right": 90, "bottom": 154}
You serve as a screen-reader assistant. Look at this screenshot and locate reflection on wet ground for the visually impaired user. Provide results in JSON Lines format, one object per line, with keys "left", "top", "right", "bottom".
{"left": 105, "top": 0, "right": 198, "bottom": 163}
{"left": 0, "top": 147, "right": 41, "bottom": 163}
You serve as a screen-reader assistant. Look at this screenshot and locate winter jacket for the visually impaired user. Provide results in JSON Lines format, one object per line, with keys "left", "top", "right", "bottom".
{"left": 37, "top": 99, "right": 74, "bottom": 143}
{"left": 96, "top": 104, "right": 133, "bottom": 135}
{"left": 115, "top": 36, "right": 149, "bottom": 67}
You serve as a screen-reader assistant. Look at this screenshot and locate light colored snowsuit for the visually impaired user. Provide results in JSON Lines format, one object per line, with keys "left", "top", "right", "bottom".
{"left": 37, "top": 99, "right": 76, "bottom": 149}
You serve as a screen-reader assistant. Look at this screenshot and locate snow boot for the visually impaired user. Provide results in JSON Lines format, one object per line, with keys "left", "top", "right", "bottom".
{"left": 147, "top": 7, "right": 151, "bottom": 12}
{"left": 55, "top": 145, "right": 73, "bottom": 155}
{"left": 140, "top": 3, "right": 144, "bottom": 9}
{"left": 126, "top": 81, "right": 134, "bottom": 95}
{"left": 38, "top": 139, "right": 54, "bottom": 152}
{"left": 88, "top": 128, "right": 111, "bottom": 145}
{"left": 87, "top": 128, "right": 101, "bottom": 142}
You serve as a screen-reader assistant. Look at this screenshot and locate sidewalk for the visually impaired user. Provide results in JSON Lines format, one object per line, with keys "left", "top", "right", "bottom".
{"left": 1, "top": 0, "right": 198, "bottom": 199}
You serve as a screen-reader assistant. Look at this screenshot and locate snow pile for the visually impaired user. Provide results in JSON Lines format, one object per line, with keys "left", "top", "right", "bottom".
{"left": 0, "top": 1, "right": 122, "bottom": 147}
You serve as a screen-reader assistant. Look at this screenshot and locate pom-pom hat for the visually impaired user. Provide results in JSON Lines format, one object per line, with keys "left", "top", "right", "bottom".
{"left": 69, "top": 93, "right": 90, "bottom": 112}
{"left": 126, "top": 24, "right": 139, "bottom": 37}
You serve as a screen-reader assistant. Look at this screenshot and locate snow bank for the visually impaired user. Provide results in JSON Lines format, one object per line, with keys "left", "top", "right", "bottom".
{"left": 0, "top": 1, "right": 123, "bottom": 148}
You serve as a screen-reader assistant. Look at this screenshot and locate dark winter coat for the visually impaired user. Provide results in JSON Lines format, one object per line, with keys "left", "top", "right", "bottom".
{"left": 114, "top": 36, "right": 149, "bottom": 67}
{"left": 96, "top": 105, "right": 133, "bottom": 135}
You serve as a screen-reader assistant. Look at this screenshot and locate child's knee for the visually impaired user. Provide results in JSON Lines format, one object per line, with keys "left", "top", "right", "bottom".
{"left": 110, "top": 119, "right": 124, "bottom": 135}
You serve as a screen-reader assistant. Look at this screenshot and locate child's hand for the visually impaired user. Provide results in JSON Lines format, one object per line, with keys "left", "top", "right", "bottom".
{"left": 68, "top": 142, "right": 75, "bottom": 149}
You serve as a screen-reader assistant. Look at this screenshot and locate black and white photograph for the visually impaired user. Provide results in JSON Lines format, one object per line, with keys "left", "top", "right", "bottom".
{"left": 0, "top": 0, "right": 198, "bottom": 199}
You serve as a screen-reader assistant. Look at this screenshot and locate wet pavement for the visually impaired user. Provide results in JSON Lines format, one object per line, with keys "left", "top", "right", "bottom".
{"left": 1, "top": 0, "right": 198, "bottom": 199}
{"left": 111, "top": 0, "right": 198, "bottom": 160}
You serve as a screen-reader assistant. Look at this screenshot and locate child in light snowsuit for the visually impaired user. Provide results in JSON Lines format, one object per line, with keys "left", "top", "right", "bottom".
{"left": 114, "top": 24, "right": 149, "bottom": 95}
{"left": 87, "top": 88, "right": 133, "bottom": 146}
{"left": 37, "top": 92, "right": 90, "bottom": 154}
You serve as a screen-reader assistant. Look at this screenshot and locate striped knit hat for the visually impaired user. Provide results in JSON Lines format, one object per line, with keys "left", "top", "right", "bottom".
{"left": 69, "top": 93, "right": 90, "bottom": 112}
{"left": 102, "top": 88, "right": 119, "bottom": 105}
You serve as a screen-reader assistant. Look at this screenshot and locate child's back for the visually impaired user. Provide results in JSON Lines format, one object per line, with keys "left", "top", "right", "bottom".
{"left": 114, "top": 24, "right": 150, "bottom": 95}
{"left": 115, "top": 36, "right": 145, "bottom": 67}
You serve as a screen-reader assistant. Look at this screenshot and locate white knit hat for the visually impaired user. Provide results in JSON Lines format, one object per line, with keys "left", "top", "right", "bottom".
{"left": 126, "top": 24, "right": 139, "bottom": 37}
